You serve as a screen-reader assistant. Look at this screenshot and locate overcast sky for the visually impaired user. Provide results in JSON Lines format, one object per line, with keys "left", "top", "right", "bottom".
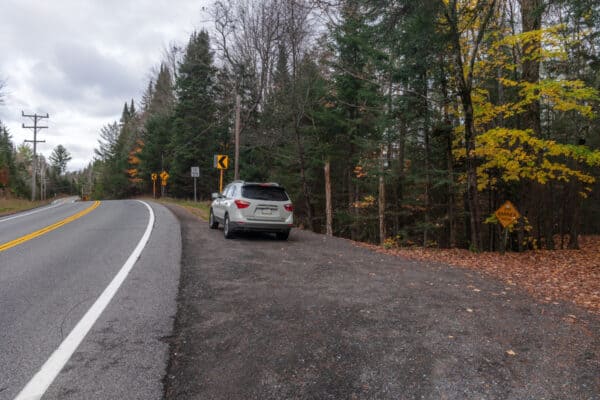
{"left": 0, "top": 0, "right": 210, "bottom": 171}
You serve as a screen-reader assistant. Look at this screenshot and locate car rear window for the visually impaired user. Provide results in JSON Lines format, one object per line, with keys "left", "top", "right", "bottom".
{"left": 242, "top": 185, "right": 289, "bottom": 201}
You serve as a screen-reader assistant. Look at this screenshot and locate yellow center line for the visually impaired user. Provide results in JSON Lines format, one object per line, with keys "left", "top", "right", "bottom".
{"left": 0, "top": 201, "right": 101, "bottom": 253}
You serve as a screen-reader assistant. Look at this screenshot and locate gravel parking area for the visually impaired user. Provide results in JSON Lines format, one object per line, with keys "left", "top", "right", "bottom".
{"left": 164, "top": 205, "right": 599, "bottom": 400}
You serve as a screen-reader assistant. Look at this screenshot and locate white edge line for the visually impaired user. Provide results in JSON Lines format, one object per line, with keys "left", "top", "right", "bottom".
{"left": 0, "top": 202, "right": 62, "bottom": 223}
{"left": 14, "top": 200, "right": 155, "bottom": 400}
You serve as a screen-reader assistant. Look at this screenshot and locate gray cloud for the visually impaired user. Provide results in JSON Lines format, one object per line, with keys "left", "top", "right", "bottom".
{"left": 0, "top": 0, "right": 211, "bottom": 171}
{"left": 52, "top": 42, "right": 139, "bottom": 98}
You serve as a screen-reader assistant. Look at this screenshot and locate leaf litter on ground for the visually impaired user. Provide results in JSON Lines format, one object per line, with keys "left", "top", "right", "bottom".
{"left": 360, "top": 236, "right": 600, "bottom": 315}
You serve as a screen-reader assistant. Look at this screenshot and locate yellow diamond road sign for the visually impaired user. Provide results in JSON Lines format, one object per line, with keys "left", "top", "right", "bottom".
{"left": 495, "top": 201, "right": 520, "bottom": 228}
{"left": 151, "top": 173, "right": 157, "bottom": 181}
{"left": 160, "top": 171, "right": 169, "bottom": 186}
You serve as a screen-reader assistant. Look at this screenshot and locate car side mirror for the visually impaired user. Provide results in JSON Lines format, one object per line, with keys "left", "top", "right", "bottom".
{"left": 211, "top": 192, "right": 220, "bottom": 200}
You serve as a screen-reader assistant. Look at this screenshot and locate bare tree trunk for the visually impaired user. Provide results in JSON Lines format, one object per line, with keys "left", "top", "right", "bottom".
{"left": 295, "top": 127, "right": 313, "bottom": 230}
{"left": 445, "top": 0, "right": 497, "bottom": 251}
{"left": 379, "top": 174, "right": 386, "bottom": 245}
{"left": 521, "top": 0, "right": 543, "bottom": 137}
{"left": 325, "top": 160, "right": 333, "bottom": 236}
{"left": 396, "top": 118, "right": 407, "bottom": 235}
{"left": 462, "top": 93, "right": 483, "bottom": 251}
{"left": 446, "top": 134, "right": 456, "bottom": 247}
{"left": 422, "top": 72, "right": 431, "bottom": 247}
{"left": 234, "top": 94, "right": 241, "bottom": 180}
{"left": 567, "top": 181, "right": 581, "bottom": 249}
{"left": 286, "top": 0, "right": 313, "bottom": 231}
{"left": 439, "top": 58, "right": 455, "bottom": 247}
{"left": 521, "top": 0, "right": 546, "bottom": 248}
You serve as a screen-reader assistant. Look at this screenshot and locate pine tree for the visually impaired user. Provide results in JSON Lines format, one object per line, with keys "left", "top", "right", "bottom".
{"left": 328, "top": 0, "right": 383, "bottom": 240}
{"left": 169, "top": 30, "right": 220, "bottom": 198}
{"left": 149, "top": 64, "right": 175, "bottom": 116}
{"left": 49, "top": 144, "right": 72, "bottom": 175}
{"left": 0, "top": 123, "right": 15, "bottom": 191}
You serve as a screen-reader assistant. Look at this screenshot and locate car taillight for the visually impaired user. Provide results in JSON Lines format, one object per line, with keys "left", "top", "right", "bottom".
{"left": 235, "top": 200, "right": 250, "bottom": 209}
{"left": 284, "top": 203, "right": 293, "bottom": 212}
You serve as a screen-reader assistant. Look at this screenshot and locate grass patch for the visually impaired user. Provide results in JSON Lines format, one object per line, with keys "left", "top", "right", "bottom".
{"left": 0, "top": 198, "right": 50, "bottom": 217}
{"left": 156, "top": 197, "right": 211, "bottom": 221}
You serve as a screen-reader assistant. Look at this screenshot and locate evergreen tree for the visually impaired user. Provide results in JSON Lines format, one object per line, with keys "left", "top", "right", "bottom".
{"left": 0, "top": 123, "right": 18, "bottom": 193}
{"left": 141, "top": 79, "right": 155, "bottom": 114}
{"left": 328, "top": 0, "right": 384, "bottom": 240}
{"left": 93, "top": 122, "right": 129, "bottom": 198}
{"left": 169, "top": 30, "right": 220, "bottom": 198}
{"left": 49, "top": 144, "right": 72, "bottom": 175}
{"left": 149, "top": 64, "right": 175, "bottom": 116}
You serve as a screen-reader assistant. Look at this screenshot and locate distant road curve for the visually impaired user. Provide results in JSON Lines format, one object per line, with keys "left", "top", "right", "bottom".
{"left": 0, "top": 196, "right": 78, "bottom": 224}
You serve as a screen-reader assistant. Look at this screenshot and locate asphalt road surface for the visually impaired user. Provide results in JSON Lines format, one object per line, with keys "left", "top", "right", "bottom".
{"left": 0, "top": 200, "right": 180, "bottom": 400}
{"left": 165, "top": 204, "right": 599, "bottom": 400}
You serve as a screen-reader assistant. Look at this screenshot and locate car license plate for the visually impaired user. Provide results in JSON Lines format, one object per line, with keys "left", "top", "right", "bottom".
{"left": 261, "top": 209, "right": 272, "bottom": 215}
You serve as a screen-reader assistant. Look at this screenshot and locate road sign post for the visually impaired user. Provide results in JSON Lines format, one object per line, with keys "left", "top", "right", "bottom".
{"left": 494, "top": 201, "right": 521, "bottom": 254}
{"left": 151, "top": 173, "right": 158, "bottom": 198}
{"left": 191, "top": 167, "right": 199, "bottom": 202}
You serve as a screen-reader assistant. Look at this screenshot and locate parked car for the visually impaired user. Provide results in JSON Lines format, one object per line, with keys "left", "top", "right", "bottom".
{"left": 209, "top": 181, "right": 294, "bottom": 240}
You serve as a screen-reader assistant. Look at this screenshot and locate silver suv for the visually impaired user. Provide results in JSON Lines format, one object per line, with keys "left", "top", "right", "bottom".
{"left": 209, "top": 181, "right": 294, "bottom": 240}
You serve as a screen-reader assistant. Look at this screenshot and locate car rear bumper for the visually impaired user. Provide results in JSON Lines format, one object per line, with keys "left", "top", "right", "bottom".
{"left": 229, "top": 221, "right": 292, "bottom": 233}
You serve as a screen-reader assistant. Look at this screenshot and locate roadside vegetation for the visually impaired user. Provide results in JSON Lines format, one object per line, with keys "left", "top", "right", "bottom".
{"left": 2, "top": 1, "right": 599, "bottom": 254}
{"left": 0, "top": 198, "right": 50, "bottom": 217}
{"left": 156, "top": 198, "right": 210, "bottom": 221}
{"left": 80, "top": 0, "right": 600, "bottom": 255}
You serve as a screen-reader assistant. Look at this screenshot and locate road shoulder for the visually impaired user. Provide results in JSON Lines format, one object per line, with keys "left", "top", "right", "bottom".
{"left": 42, "top": 201, "right": 182, "bottom": 400}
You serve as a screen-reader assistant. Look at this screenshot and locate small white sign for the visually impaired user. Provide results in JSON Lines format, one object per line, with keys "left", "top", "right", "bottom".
{"left": 191, "top": 166, "right": 200, "bottom": 177}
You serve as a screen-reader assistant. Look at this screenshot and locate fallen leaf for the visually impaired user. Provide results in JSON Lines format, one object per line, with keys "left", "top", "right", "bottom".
{"left": 360, "top": 235, "right": 600, "bottom": 315}
{"left": 506, "top": 349, "right": 516, "bottom": 356}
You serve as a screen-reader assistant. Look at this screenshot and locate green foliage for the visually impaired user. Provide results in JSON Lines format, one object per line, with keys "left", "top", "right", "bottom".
{"left": 49, "top": 144, "right": 72, "bottom": 175}
{"left": 169, "top": 30, "right": 223, "bottom": 198}
{"left": 86, "top": 0, "right": 600, "bottom": 250}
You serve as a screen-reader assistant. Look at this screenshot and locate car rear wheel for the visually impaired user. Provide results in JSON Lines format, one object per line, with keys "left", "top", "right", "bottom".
{"left": 224, "top": 214, "right": 234, "bottom": 239}
{"left": 275, "top": 230, "right": 290, "bottom": 240}
{"left": 209, "top": 209, "right": 219, "bottom": 229}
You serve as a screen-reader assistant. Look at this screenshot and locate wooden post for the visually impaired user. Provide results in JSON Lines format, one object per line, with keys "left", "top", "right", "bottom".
{"left": 324, "top": 160, "right": 332, "bottom": 236}
{"left": 379, "top": 174, "right": 386, "bottom": 245}
{"left": 234, "top": 94, "right": 241, "bottom": 180}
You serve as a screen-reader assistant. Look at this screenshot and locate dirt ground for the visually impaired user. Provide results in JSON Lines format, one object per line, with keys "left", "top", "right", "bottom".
{"left": 163, "top": 204, "right": 599, "bottom": 400}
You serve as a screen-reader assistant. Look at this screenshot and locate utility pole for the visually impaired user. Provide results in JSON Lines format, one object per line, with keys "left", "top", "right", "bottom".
{"left": 39, "top": 160, "right": 46, "bottom": 201}
{"left": 234, "top": 94, "right": 241, "bottom": 180}
{"left": 22, "top": 111, "right": 49, "bottom": 201}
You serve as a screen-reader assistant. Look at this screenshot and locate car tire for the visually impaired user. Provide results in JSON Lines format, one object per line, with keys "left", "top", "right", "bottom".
{"left": 224, "top": 214, "right": 234, "bottom": 239}
{"left": 209, "top": 209, "right": 219, "bottom": 229}
{"left": 275, "top": 230, "right": 290, "bottom": 240}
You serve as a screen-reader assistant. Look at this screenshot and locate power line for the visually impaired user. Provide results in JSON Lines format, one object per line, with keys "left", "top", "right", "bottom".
{"left": 22, "top": 111, "right": 49, "bottom": 201}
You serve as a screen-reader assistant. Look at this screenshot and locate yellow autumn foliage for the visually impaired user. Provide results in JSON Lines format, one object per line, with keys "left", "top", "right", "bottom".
{"left": 475, "top": 128, "right": 600, "bottom": 191}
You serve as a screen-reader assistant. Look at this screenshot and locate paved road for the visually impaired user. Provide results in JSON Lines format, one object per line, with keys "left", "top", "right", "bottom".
{"left": 165, "top": 205, "right": 600, "bottom": 400}
{"left": 0, "top": 200, "right": 180, "bottom": 400}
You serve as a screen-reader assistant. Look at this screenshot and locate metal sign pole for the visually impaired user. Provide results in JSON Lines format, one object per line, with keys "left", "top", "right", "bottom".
{"left": 194, "top": 177, "right": 197, "bottom": 202}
